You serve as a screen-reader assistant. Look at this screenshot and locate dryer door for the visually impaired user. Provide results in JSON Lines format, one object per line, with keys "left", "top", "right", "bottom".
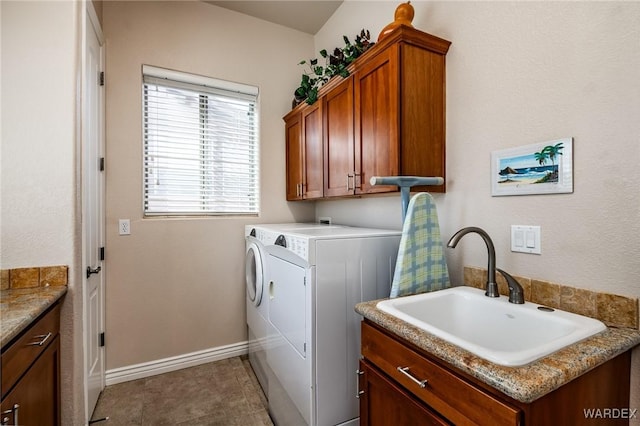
{"left": 245, "top": 237, "right": 264, "bottom": 306}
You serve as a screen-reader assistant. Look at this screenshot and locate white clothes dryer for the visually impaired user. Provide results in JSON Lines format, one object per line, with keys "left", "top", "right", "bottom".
{"left": 262, "top": 226, "right": 401, "bottom": 426}
{"left": 245, "top": 223, "right": 345, "bottom": 398}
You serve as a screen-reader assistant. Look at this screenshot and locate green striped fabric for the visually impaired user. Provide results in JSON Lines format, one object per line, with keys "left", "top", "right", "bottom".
{"left": 390, "top": 193, "right": 450, "bottom": 297}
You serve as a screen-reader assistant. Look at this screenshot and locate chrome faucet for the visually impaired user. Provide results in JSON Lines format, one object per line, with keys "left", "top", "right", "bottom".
{"left": 447, "top": 227, "right": 500, "bottom": 298}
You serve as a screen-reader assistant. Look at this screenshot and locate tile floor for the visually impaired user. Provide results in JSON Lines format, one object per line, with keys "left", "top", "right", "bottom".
{"left": 90, "top": 356, "right": 273, "bottom": 425}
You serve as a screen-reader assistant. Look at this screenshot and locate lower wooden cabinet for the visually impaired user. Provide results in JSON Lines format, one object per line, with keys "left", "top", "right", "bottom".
{"left": 1, "top": 303, "right": 61, "bottom": 426}
{"left": 359, "top": 360, "right": 450, "bottom": 426}
{"left": 360, "top": 320, "right": 632, "bottom": 426}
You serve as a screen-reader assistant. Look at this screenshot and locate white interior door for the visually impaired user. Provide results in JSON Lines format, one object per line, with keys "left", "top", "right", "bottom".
{"left": 84, "top": 4, "right": 105, "bottom": 419}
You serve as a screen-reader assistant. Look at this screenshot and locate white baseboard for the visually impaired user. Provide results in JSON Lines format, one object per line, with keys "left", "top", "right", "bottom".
{"left": 105, "top": 340, "right": 249, "bottom": 386}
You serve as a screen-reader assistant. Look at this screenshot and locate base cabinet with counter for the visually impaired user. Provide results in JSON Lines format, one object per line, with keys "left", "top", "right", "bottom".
{"left": 359, "top": 320, "right": 632, "bottom": 426}
{"left": 1, "top": 302, "right": 61, "bottom": 426}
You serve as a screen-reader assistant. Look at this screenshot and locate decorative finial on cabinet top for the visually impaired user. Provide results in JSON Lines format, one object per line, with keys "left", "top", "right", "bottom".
{"left": 378, "top": 1, "right": 415, "bottom": 40}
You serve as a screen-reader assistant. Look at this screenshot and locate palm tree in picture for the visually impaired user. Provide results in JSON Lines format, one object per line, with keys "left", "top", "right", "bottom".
{"left": 534, "top": 150, "right": 548, "bottom": 167}
{"left": 542, "top": 142, "right": 564, "bottom": 182}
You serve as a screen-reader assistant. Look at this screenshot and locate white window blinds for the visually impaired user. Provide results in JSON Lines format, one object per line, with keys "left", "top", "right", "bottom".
{"left": 142, "top": 65, "right": 259, "bottom": 215}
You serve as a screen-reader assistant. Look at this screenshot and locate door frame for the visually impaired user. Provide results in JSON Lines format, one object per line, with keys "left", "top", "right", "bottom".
{"left": 82, "top": 1, "right": 106, "bottom": 421}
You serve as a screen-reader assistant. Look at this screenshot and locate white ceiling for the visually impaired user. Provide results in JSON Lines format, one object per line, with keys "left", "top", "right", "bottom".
{"left": 205, "top": 1, "right": 343, "bottom": 34}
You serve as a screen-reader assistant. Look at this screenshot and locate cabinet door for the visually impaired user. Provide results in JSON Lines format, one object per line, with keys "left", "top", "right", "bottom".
{"left": 354, "top": 44, "right": 400, "bottom": 194}
{"left": 1, "top": 336, "right": 60, "bottom": 426}
{"left": 399, "top": 43, "right": 447, "bottom": 192}
{"left": 302, "top": 102, "right": 324, "bottom": 199}
{"left": 324, "top": 77, "right": 355, "bottom": 197}
{"left": 285, "top": 112, "right": 303, "bottom": 200}
{"left": 359, "top": 360, "right": 450, "bottom": 426}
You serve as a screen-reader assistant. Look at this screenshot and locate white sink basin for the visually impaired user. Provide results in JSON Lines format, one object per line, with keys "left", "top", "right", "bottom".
{"left": 377, "top": 286, "right": 606, "bottom": 366}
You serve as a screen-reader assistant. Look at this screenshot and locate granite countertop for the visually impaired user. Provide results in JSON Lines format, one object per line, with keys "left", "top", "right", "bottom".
{"left": 0, "top": 286, "right": 67, "bottom": 347}
{"left": 356, "top": 298, "right": 640, "bottom": 404}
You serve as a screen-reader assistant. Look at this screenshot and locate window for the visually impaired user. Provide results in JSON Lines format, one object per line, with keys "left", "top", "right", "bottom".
{"left": 142, "top": 65, "right": 259, "bottom": 215}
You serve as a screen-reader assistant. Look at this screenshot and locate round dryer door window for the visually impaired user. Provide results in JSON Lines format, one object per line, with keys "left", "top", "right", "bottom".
{"left": 245, "top": 241, "right": 264, "bottom": 306}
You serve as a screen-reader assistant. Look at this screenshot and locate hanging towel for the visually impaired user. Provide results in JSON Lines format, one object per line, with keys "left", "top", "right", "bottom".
{"left": 390, "top": 192, "right": 450, "bottom": 297}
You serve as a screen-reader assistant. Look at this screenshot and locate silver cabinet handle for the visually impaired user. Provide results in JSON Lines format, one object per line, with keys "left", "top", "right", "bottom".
{"left": 27, "top": 332, "right": 52, "bottom": 347}
{"left": 355, "top": 369, "right": 365, "bottom": 398}
{"left": 397, "top": 366, "right": 428, "bottom": 388}
{"left": 1, "top": 404, "right": 19, "bottom": 425}
{"left": 347, "top": 174, "right": 354, "bottom": 191}
{"left": 354, "top": 172, "right": 361, "bottom": 189}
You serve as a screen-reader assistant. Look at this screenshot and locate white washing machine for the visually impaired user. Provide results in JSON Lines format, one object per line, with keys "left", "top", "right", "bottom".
{"left": 245, "top": 223, "right": 345, "bottom": 397}
{"left": 262, "top": 226, "right": 401, "bottom": 426}
{"left": 245, "top": 226, "right": 270, "bottom": 394}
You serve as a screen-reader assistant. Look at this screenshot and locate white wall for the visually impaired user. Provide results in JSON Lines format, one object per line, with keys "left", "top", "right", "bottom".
{"left": 103, "top": 1, "right": 315, "bottom": 369}
{"left": 315, "top": 0, "right": 640, "bottom": 412}
{"left": 1, "top": 1, "right": 85, "bottom": 424}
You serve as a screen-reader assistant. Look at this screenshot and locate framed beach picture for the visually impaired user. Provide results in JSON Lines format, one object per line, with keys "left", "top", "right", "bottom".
{"left": 491, "top": 138, "right": 573, "bottom": 196}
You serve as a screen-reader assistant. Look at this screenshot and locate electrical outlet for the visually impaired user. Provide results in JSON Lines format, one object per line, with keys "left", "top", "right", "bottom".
{"left": 119, "top": 219, "right": 131, "bottom": 235}
{"left": 319, "top": 216, "right": 332, "bottom": 225}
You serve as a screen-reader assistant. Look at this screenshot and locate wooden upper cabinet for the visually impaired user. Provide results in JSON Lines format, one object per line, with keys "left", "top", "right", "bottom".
{"left": 354, "top": 43, "right": 400, "bottom": 195}
{"left": 302, "top": 102, "right": 324, "bottom": 199}
{"left": 324, "top": 77, "right": 354, "bottom": 197}
{"left": 284, "top": 26, "right": 451, "bottom": 200}
{"left": 285, "top": 111, "right": 303, "bottom": 200}
{"left": 284, "top": 103, "right": 324, "bottom": 201}
{"left": 398, "top": 41, "right": 448, "bottom": 193}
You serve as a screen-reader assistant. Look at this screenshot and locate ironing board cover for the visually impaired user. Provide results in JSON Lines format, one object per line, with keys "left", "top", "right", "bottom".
{"left": 390, "top": 192, "right": 450, "bottom": 297}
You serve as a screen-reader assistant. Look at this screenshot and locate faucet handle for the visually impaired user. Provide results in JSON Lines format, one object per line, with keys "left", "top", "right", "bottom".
{"left": 496, "top": 268, "right": 525, "bottom": 304}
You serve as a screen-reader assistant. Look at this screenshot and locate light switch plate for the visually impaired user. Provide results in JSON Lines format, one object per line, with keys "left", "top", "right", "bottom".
{"left": 511, "top": 225, "right": 541, "bottom": 254}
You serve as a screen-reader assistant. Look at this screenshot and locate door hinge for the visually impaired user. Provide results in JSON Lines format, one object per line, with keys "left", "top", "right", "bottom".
{"left": 99, "top": 71, "right": 105, "bottom": 86}
{"left": 99, "top": 157, "right": 105, "bottom": 171}
{"left": 99, "top": 247, "right": 105, "bottom": 261}
{"left": 99, "top": 332, "right": 105, "bottom": 347}
{"left": 303, "top": 277, "right": 306, "bottom": 286}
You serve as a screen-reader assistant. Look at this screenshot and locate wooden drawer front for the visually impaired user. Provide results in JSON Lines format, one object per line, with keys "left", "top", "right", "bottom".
{"left": 1, "top": 303, "right": 60, "bottom": 398}
{"left": 362, "top": 322, "right": 521, "bottom": 426}
{"left": 360, "top": 360, "right": 451, "bottom": 426}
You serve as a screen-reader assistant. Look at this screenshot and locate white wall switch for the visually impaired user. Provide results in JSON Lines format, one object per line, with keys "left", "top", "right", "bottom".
{"left": 119, "top": 219, "right": 131, "bottom": 235}
{"left": 511, "top": 225, "right": 541, "bottom": 254}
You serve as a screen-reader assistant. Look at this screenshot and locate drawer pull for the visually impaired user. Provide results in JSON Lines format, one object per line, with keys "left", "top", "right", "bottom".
{"left": 397, "top": 366, "right": 428, "bottom": 388}
{"left": 356, "top": 369, "right": 365, "bottom": 398}
{"left": 27, "top": 332, "right": 52, "bottom": 347}
{"left": 1, "top": 404, "right": 19, "bottom": 425}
